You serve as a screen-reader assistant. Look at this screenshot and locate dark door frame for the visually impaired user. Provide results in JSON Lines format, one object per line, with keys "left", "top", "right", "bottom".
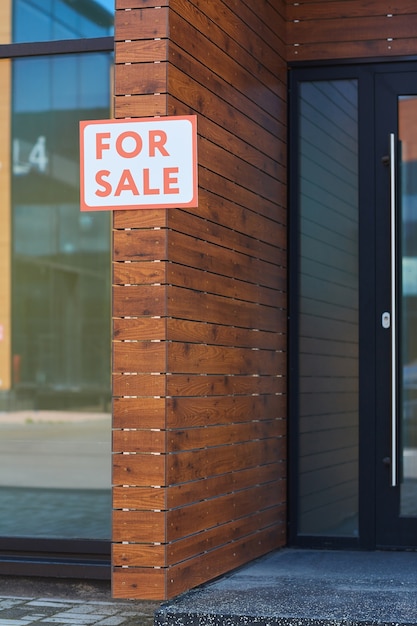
{"left": 288, "top": 59, "right": 417, "bottom": 551}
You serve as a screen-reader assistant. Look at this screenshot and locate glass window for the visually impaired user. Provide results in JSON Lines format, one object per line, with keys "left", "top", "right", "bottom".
{"left": 7, "top": 0, "right": 114, "bottom": 44}
{"left": 297, "top": 79, "right": 359, "bottom": 537}
{"left": 0, "top": 51, "right": 112, "bottom": 540}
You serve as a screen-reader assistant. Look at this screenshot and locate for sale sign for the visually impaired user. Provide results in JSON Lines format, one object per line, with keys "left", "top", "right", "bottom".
{"left": 79, "top": 115, "right": 198, "bottom": 211}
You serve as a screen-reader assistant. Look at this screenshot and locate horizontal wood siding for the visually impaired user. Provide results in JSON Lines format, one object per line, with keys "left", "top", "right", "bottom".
{"left": 287, "top": 0, "right": 417, "bottom": 61}
{"left": 113, "top": 0, "right": 287, "bottom": 601}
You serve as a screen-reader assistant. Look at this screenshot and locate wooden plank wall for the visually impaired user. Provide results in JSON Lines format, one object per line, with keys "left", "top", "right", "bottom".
{"left": 287, "top": 0, "right": 417, "bottom": 61}
{"left": 112, "top": 0, "right": 287, "bottom": 601}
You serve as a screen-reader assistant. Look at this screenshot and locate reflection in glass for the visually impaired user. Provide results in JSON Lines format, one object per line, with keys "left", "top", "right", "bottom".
{"left": 12, "top": 0, "right": 114, "bottom": 43}
{"left": 298, "top": 80, "right": 359, "bottom": 536}
{"left": 399, "top": 96, "right": 417, "bottom": 517}
{"left": 0, "top": 52, "right": 112, "bottom": 540}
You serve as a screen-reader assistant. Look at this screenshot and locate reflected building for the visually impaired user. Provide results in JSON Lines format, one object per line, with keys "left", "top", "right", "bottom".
{"left": 0, "top": 0, "right": 113, "bottom": 563}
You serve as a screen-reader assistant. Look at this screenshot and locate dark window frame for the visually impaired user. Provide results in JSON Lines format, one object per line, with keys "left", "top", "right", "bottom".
{"left": 0, "top": 36, "right": 113, "bottom": 58}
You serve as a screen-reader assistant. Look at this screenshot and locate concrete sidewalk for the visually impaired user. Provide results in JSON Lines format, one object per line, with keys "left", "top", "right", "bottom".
{"left": 155, "top": 548, "right": 417, "bottom": 626}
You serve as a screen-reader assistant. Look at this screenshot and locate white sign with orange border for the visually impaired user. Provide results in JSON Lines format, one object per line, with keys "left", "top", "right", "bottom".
{"left": 80, "top": 115, "right": 198, "bottom": 211}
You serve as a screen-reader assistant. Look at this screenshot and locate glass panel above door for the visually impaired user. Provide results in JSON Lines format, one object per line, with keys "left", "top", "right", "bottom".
{"left": 297, "top": 79, "right": 359, "bottom": 537}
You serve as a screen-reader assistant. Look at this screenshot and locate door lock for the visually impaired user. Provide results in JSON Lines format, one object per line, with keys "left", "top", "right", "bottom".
{"left": 382, "top": 311, "right": 391, "bottom": 329}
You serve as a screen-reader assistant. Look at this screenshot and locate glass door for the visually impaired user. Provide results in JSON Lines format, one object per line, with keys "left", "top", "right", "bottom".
{"left": 290, "top": 63, "right": 417, "bottom": 550}
{"left": 375, "top": 71, "right": 417, "bottom": 547}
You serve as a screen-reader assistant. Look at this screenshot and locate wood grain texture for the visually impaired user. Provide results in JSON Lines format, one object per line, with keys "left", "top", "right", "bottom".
{"left": 112, "top": 0, "right": 287, "bottom": 600}
{"left": 287, "top": 1, "right": 417, "bottom": 60}
{"left": 115, "top": 7, "right": 169, "bottom": 41}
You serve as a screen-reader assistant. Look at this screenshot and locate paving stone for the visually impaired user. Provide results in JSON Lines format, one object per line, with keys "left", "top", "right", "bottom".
{"left": 0, "top": 596, "right": 157, "bottom": 626}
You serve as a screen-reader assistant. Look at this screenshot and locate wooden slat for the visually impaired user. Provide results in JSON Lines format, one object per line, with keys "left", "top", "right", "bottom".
{"left": 115, "top": 39, "right": 167, "bottom": 64}
{"left": 167, "top": 319, "right": 286, "bottom": 350}
{"left": 113, "top": 463, "right": 284, "bottom": 510}
{"left": 173, "top": 199, "right": 286, "bottom": 251}
{"left": 113, "top": 509, "right": 165, "bottom": 542}
{"left": 167, "top": 263, "right": 283, "bottom": 305}
{"left": 114, "top": 93, "right": 168, "bottom": 117}
{"left": 112, "top": 567, "right": 166, "bottom": 600}
{"left": 168, "top": 466, "right": 287, "bottom": 509}
{"left": 113, "top": 428, "right": 166, "bottom": 453}
{"left": 113, "top": 520, "right": 285, "bottom": 599}
{"left": 113, "top": 261, "right": 166, "bottom": 286}
{"left": 287, "top": 38, "right": 417, "bottom": 62}
{"left": 217, "top": 0, "right": 286, "bottom": 63}
{"left": 169, "top": 8, "right": 281, "bottom": 119}
{"left": 166, "top": 343, "right": 285, "bottom": 376}
{"left": 166, "top": 394, "right": 286, "bottom": 428}
{"left": 113, "top": 452, "right": 166, "bottom": 486}
{"left": 111, "top": 285, "right": 282, "bottom": 330}
{"left": 288, "top": 0, "right": 417, "bottom": 20}
{"left": 113, "top": 485, "right": 167, "bottom": 510}
{"left": 113, "top": 507, "right": 284, "bottom": 572}
{"left": 166, "top": 438, "right": 285, "bottom": 482}
{"left": 198, "top": 166, "right": 287, "bottom": 227}
{"left": 194, "top": 187, "right": 286, "bottom": 239}
{"left": 114, "top": 439, "right": 284, "bottom": 490}
{"left": 113, "top": 419, "right": 284, "bottom": 453}
{"left": 166, "top": 506, "right": 281, "bottom": 566}
{"left": 113, "top": 230, "right": 167, "bottom": 261}
{"left": 167, "top": 230, "right": 284, "bottom": 289}
{"left": 113, "top": 209, "right": 167, "bottom": 229}
{"left": 172, "top": 0, "right": 285, "bottom": 88}
{"left": 113, "top": 543, "right": 166, "bottom": 567}
{"left": 288, "top": 14, "right": 417, "bottom": 45}
{"left": 167, "top": 208, "right": 286, "bottom": 264}
{"left": 168, "top": 61, "right": 283, "bottom": 158}
{"left": 112, "top": 284, "right": 166, "bottom": 318}
{"left": 115, "top": 61, "right": 168, "bottom": 96}
{"left": 286, "top": 1, "right": 417, "bottom": 61}
{"left": 113, "top": 341, "right": 166, "bottom": 374}
{"left": 166, "top": 373, "right": 286, "bottom": 397}
{"left": 198, "top": 135, "right": 284, "bottom": 205}
{"left": 166, "top": 524, "right": 284, "bottom": 599}
{"left": 168, "top": 286, "right": 286, "bottom": 332}
{"left": 113, "top": 317, "right": 166, "bottom": 341}
{"left": 113, "top": 397, "right": 166, "bottom": 429}
{"left": 113, "top": 372, "right": 166, "bottom": 397}
{"left": 166, "top": 486, "right": 279, "bottom": 541}
{"left": 115, "top": 7, "right": 169, "bottom": 41}
{"left": 116, "top": 0, "right": 169, "bottom": 8}
{"left": 114, "top": 484, "right": 280, "bottom": 545}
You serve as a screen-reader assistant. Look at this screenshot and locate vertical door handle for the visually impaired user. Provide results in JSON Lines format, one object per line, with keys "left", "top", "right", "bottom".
{"left": 389, "top": 133, "right": 397, "bottom": 487}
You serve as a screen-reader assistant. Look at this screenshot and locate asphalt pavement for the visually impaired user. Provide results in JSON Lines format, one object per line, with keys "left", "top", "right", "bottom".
{"left": 155, "top": 548, "right": 417, "bottom": 626}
